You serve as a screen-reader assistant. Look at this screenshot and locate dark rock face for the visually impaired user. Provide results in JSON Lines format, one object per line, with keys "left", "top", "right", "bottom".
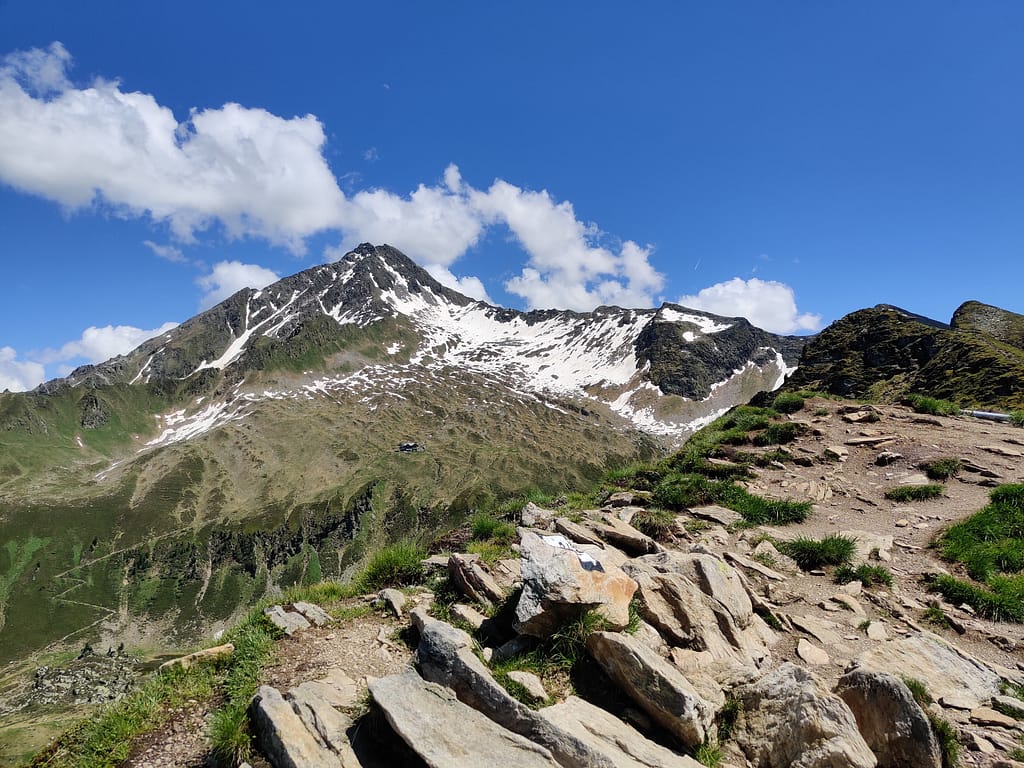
{"left": 636, "top": 308, "right": 805, "bottom": 400}
{"left": 787, "top": 303, "right": 1024, "bottom": 409}
{"left": 78, "top": 392, "right": 110, "bottom": 429}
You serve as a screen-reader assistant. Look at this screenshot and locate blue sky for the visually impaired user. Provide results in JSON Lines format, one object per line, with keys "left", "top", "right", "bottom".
{"left": 1, "top": 2, "right": 1023, "bottom": 390}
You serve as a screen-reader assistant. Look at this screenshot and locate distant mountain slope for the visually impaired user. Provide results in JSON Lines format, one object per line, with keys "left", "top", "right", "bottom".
{"left": 0, "top": 243, "right": 805, "bottom": 664}
{"left": 787, "top": 302, "right": 1024, "bottom": 409}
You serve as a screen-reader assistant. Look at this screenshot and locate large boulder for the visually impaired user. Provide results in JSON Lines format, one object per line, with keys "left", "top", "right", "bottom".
{"left": 515, "top": 531, "right": 637, "bottom": 637}
{"left": 369, "top": 671, "right": 561, "bottom": 768}
{"left": 623, "top": 551, "right": 774, "bottom": 671}
{"left": 540, "top": 696, "right": 703, "bottom": 768}
{"left": 731, "top": 663, "right": 876, "bottom": 768}
{"left": 835, "top": 668, "right": 941, "bottom": 768}
{"left": 852, "top": 631, "right": 1002, "bottom": 709}
{"left": 413, "top": 610, "right": 615, "bottom": 768}
{"left": 586, "top": 630, "right": 718, "bottom": 748}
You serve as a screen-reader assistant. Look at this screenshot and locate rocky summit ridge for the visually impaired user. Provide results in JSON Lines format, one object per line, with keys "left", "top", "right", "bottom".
{"left": 59, "top": 242, "right": 805, "bottom": 443}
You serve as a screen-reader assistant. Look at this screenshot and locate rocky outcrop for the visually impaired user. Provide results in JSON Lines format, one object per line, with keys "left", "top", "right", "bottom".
{"left": 731, "top": 663, "right": 876, "bottom": 768}
{"left": 623, "top": 550, "right": 775, "bottom": 672}
{"left": 369, "top": 671, "right": 562, "bottom": 768}
{"left": 413, "top": 610, "right": 614, "bottom": 768}
{"left": 835, "top": 669, "right": 941, "bottom": 768}
{"left": 249, "top": 685, "right": 343, "bottom": 768}
{"left": 515, "top": 531, "right": 637, "bottom": 636}
{"left": 540, "top": 696, "right": 703, "bottom": 768}
{"left": 586, "top": 630, "right": 718, "bottom": 748}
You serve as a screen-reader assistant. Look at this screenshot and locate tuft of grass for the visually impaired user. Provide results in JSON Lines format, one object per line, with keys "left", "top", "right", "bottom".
{"left": 885, "top": 484, "right": 944, "bottom": 502}
{"left": 652, "top": 472, "right": 810, "bottom": 526}
{"left": 469, "top": 513, "right": 516, "bottom": 543}
{"left": 631, "top": 507, "right": 676, "bottom": 540}
{"left": 928, "top": 573, "right": 1024, "bottom": 623}
{"left": 928, "top": 712, "right": 960, "bottom": 768}
{"left": 929, "top": 483, "right": 1024, "bottom": 623}
{"left": 751, "top": 421, "right": 804, "bottom": 446}
{"left": 778, "top": 534, "right": 857, "bottom": 570}
{"left": 1011, "top": 410, "right": 1024, "bottom": 427}
{"left": 904, "top": 394, "right": 959, "bottom": 416}
{"left": 922, "top": 458, "right": 963, "bottom": 481}
{"left": 834, "top": 563, "right": 894, "bottom": 587}
{"left": 466, "top": 539, "right": 513, "bottom": 564}
{"left": 716, "top": 696, "right": 742, "bottom": 742}
{"left": 771, "top": 392, "right": 806, "bottom": 414}
{"left": 357, "top": 541, "right": 426, "bottom": 591}
{"left": 695, "top": 740, "right": 723, "bottom": 767}
{"left": 923, "top": 603, "right": 953, "bottom": 629}
{"left": 902, "top": 676, "right": 934, "bottom": 706}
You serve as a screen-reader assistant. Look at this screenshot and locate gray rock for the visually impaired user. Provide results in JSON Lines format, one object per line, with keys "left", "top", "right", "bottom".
{"left": 586, "top": 630, "right": 716, "bottom": 748}
{"left": 508, "top": 670, "right": 548, "bottom": 702}
{"left": 554, "top": 517, "right": 605, "bottom": 548}
{"left": 689, "top": 504, "right": 742, "bottom": 526}
{"left": 369, "top": 671, "right": 561, "bottom": 767}
{"left": 624, "top": 551, "right": 774, "bottom": 670}
{"left": 540, "top": 696, "right": 703, "bottom": 768}
{"left": 523, "top": 501, "right": 557, "bottom": 528}
{"left": 732, "top": 663, "right": 876, "bottom": 768}
{"left": 449, "top": 553, "right": 505, "bottom": 604}
{"left": 289, "top": 668, "right": 359, "bottom": 709}
{"left": 415, "top": 613, "right": 614, "bottom": 768}
{"left": 853, "top": 631, "right": 1002, "bottom": 710}
{"left": 993, "top": 694, "right": 1024, "bottom": 719}
{"left": 836, "top": 668, "right": 941, "bottom": 768}
{"left": 591, "top": 515, "right": 661, "bottom": 555}
{"left": 450, "top": 602, "right": 487, "bottom": 630}
{"left": 378, "top": 588, "right": 407, "bottom": 619}
{"left": 287, "top": 685, "right": 355, "bottom": 757}
{"left": 797, "top": 638, "right": 830, "bottom": 666}
{"left": 293, "top": 601, "right": 333, "bottom": 627}
{"left": 264, "top": 605, "right": 312, "bottom": 636}
{"left": 515, "top": 531, "right": 637, "bottom": 637}
{"left": 838, "top": 530, "right": 893, "bottom": 564}
{"left": 249, "top": 685, "right": 341, "bottom": 767}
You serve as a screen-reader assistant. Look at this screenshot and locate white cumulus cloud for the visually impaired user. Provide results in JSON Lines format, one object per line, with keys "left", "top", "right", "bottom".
{"left": 197, "top": 261, "right": 281, "bottom": 309}
{"left": 0, "top": 346, "right": 46, "bottom": 392}
{"left": 0, "top": 43, "right": 344, "bottom": 253}
{"left": 42, "top": 322, "right": 181, "bottom": 365}
{"left": 677, "top": 277, "right": 822, "bottom": 334}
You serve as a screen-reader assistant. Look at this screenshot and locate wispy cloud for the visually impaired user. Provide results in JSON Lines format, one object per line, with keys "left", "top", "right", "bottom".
{"left": 143, "top": 239, "right": 187, "bottom": 263}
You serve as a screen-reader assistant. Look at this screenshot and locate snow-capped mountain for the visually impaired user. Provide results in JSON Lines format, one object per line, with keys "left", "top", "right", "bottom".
{"left": 64, "top": 243, "right": 805, "bottom": 449}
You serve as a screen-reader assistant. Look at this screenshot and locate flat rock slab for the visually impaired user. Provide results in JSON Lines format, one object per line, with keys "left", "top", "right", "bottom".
{"left": 369, "top": 671, "right": 560, "bottom": 768}
{"left": 293, "top": 601, "right": 333, "bottom": 627}
{"left": 689, "top": 505, "right": 742, "bottom": 526}
{"left": 797, "top": 638, "right": 830, "bottom": 666}
{"left": 554, "top": 517, "right": 605, "bottom": 548}
{"left": 249, "top": 685, "right": 342, "bottom": 768}
{"left": 854, "top": 632, "right": 1002, "bottom": 709}
{"left": 540, "top": 696, "right": 702, "bottom": 768}
{"left": 264, "top": 605, "right": 312, "bottom": 636}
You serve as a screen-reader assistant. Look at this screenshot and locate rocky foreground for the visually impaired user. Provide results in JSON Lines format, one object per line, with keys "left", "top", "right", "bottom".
{"left": 231, "top": 401, "right": 1024, "bottom": 768}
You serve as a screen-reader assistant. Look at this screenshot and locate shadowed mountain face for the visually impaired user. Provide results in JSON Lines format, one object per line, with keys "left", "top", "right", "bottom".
{"left": 0, "top": 244, "right": 804, "bottom": 663}
{"left": 786, "top": 302, "right": 1024, "bottom": 409}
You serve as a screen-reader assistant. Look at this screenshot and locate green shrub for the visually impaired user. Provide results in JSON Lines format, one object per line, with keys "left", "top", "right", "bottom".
{"left": 922, "top": 458, "right": 963, "bottom": 481}
{"left": 772, "top": 392, "right": 806, "bottom": 414}
{"left": 652, "top": 472, "right": 810, "bottom": 525}
{"left": 834, "top": 563, "right": 893, "bottom": 587}
{"left": 718, "top": 427, "right": 751, "bottom": 446}
{"left": 751, "top": 421, "right": 803, "bottom": 446}
{"left": 904, "top": 394, "right": 959, "bottom": 416}
{"left": 470, "top": 513, "right": 516, "bottom": 543}
{"left": 923, "top": 603, "right": 952, "bottom": 628}
{"left": 719, "top": 406, "right": 776, "bottom": 433}
{"left": 884, "top": 484, "right": 944, "bottom": 502}
{"left": 358, "top": 542, "right": 425, "bottom": 591}
{"left": 779, "top": 534, "right": 857, "bottom": 570}
{"left": 1011, "top": 410, "right": 1024, "bottom": 427}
